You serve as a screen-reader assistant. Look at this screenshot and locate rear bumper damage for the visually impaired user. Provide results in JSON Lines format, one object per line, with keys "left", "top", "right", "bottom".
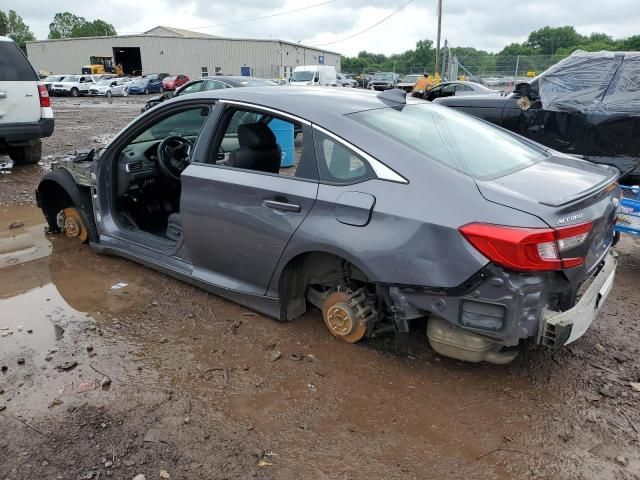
{"left": 540, "top": 252, "right": 616, "bottom": 349}
{"left": 387, "top": 251, "right": 617, "bottom": 363}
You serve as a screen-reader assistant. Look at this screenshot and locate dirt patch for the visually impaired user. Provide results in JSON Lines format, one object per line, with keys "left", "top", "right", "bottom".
{"left": 1, "top": 95, "right": 639, "bottom": 480}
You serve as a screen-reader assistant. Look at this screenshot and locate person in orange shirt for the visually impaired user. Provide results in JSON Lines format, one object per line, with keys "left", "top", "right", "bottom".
{"left": 412, "top": 73, "right": 431, "bottom": 97}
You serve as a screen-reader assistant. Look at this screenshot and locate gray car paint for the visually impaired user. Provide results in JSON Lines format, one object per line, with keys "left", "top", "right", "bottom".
{"left": 39, "top": 86, "right": 619, "bottom": 350}
{"left": 180, "top": 164, "right": 318, "bottom": 295}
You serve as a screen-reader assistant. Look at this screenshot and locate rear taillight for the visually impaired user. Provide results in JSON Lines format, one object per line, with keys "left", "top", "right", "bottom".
{"left": 459, "top": 222, "right": 592, "bottom": 271}
{"left": 38, "top": 83, "right": 50, "bottom": 107}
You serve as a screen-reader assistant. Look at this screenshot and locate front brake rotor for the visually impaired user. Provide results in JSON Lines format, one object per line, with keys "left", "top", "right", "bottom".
{"left": 322, "top": 291, "right": 367, "bottom": 343}
{"left": 61, "top": 208, "right": 88, "bottom": 242}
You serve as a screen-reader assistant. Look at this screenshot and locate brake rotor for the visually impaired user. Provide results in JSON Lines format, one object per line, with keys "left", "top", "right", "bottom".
{"left": 322, "top": 291, "right": 367, "bottom": 343}
{"left": 62, "top": 208, "right": 88, "bottom": 242}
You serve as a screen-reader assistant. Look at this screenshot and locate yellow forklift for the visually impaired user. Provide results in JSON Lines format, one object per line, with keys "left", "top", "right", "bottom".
{"left": 81, "top": 56, "right": 123, "bottom": 76}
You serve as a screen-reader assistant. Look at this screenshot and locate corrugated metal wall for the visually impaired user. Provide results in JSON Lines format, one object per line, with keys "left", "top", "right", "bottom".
{"left": 26, "top": 35, "right": 342, "bottom": 80}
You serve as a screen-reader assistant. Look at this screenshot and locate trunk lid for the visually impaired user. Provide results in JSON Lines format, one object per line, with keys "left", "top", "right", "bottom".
{"left": 476, "top": 154, "right": 619, "bottom": 276}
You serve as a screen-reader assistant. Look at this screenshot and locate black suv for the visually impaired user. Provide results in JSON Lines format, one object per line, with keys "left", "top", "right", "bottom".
{"left": 368, "top": 72, "right": 399, "bottom": 91}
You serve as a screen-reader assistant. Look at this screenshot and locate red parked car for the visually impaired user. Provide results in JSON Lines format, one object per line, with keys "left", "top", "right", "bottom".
{"left": 162, "top": 74, "right": 190, "bottom": 91}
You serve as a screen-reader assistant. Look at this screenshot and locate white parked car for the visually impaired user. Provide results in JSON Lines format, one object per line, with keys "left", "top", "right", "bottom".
{"left": 50, "top": 74, "right": 100, "bottom": 97}
{"left": 88, "top": 77, "right": 133, "bottom": 97}
{"left": 0, "top": 36, "right": 53, "bottom": 165}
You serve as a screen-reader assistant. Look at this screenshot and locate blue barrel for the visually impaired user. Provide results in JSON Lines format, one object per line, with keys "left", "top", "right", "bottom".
{"left": 269, "top": 118, "right": 295, "bottom": 168}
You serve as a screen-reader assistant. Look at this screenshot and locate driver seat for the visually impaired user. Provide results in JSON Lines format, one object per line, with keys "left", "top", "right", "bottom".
{"left": 166, "top": 212, "right": 182, "bottom": 241}
{"left": 228, "top": 123, "right": 281, "bottom": 173}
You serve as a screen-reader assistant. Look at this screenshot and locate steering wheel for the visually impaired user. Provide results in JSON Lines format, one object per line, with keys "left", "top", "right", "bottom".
{"left": 157, "top": 135, "right": 193, "bottom": 181}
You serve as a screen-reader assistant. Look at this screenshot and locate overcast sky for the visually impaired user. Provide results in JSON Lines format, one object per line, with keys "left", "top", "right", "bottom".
{"left": 7, "top": 0, "right": 640, "bottom": 56}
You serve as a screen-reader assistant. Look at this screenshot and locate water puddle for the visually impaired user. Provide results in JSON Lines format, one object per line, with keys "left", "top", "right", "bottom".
{"left": 0, "top": 205, "right": 158, "bottom": 416}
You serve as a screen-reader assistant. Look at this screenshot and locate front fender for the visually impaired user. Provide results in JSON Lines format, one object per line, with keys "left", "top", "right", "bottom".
{"left": 36, "top": 168, "right": 98, "bottom": 243}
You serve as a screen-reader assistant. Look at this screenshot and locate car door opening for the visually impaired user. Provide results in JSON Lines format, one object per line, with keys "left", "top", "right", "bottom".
{"left": 113, "top": 106, "right": 210, "bottom": 240}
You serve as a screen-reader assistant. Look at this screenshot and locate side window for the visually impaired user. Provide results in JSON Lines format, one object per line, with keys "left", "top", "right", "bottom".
{"left": 209, "top": 107, "right": 317, "bottom": 180}
{"left": 177, "top": 81, "right": 203, "bottom": 96}
{"left": 0, "top": 42, "right": 37, "bottom": 81}
{"left": 442, "top": 84, "right": 457, "bottom": 94}
{"left": 313, "top": 131, "right": 374, "bottom": 184}
{"left": 204, "top": 80, "right": 227, "bottom": 90}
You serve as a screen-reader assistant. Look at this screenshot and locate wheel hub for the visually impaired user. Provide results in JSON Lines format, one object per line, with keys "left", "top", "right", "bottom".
{"left": 322, "top": 290, "right": 372, "bottom": 343}
{"left": 61, "top": 208, "right": 88, "bottom": 241}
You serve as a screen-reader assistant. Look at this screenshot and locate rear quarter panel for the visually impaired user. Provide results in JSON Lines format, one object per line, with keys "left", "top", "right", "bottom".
{"left": 267, "top": 135, "right": 549, "bottom": 296}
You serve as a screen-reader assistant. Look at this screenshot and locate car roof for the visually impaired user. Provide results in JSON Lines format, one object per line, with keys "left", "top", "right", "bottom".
{"left": 186, "top": 86, "right": 410, "bottom": 123}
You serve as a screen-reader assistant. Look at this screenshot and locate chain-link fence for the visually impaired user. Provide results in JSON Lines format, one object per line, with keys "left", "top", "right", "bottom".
{"left": 449, "top": 54, "right": 567, "bottom": 91}
{"left": 343, "top": 54, "right": 568, "bottom": 91}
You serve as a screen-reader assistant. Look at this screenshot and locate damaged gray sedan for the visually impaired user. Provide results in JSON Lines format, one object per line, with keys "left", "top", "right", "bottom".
{"left": 36, "top": 87, "right": 619, "bottom": 364}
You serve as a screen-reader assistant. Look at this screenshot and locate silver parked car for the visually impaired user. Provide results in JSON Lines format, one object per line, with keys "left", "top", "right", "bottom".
{"left": 425, "top": 80, "right": 500, "bottom": 101}
{"left": 89, "top": 77, "right": 133, "bottom": 97}
{"left": 36, "top": 87, "right": 618, "bottom": 364}
{"left": 336, "top": 73, "right": 357, "bottom": 88}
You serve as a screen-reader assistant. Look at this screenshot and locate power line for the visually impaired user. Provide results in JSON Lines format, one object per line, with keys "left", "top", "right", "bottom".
{"left": 189, "top": 0, "right": 337, "bottom": 30}
{"left": 310, "top": 0, "right": 415, "bottom": 47}
{"left": 117, "top": 0, "right": 337, "bottom": 34}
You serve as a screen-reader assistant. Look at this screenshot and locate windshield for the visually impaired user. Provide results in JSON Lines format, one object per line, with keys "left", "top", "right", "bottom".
{"left": 145, "top": 74, "right": 159, "bottom": 80}
{"left": 96, "top": 79, "right": 112, "bottom": 86}
{"left": 164, "top": 76, "right": 177, "bottom": 82}
{"left": 64, "top": 75, "right": 79, "bottom": 83}
{"left": 291, "top": 71, "right": 315, "bottom": 82}
{"left": 44, "top": 75, "right": 64, "bottom": 82}
{"left": 350, "top": 104, "right": 546, "bottom": 180}
{"left": 131, "top": 79, "right": 146, "bottom": 86}
{"left": 372, "top": 74, "right": 394, "bottom": 81}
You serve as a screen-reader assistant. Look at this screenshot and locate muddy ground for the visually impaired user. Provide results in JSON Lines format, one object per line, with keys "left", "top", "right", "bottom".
{"left": 1, "top": 95, "right": 639, "bottom": 480}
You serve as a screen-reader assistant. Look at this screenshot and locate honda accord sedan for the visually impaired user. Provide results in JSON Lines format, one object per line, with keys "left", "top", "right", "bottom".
{"left": 36, "top": 87, "right": 619, "bottom": 364}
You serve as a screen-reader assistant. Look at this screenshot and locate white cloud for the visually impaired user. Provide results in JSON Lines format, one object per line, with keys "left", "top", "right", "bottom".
{"left": 6, "top": 0, "right": 640, "bottom": 56}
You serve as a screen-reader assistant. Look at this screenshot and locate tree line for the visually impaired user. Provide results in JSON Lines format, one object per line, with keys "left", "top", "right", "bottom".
{"left": 342, "top": 26, "right": 640, "bottom": 74}
{"left": 0, "top": 10, "right": 116, "bottom": 51}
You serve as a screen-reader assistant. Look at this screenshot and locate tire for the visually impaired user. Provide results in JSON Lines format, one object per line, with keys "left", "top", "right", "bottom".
{"left": 144, "top": 88, "right": 149, "bottom": 95}
{"left": 70, "top": 87, "right": 79, "bottom": 97}
{"left": 8, "top": 140, "right": 42, "bottom": 165}
{"left": 106, "top": 90, "right": 112, "bottom": 98}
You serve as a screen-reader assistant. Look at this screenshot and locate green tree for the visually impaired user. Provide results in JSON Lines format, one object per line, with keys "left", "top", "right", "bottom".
{"left": 49, "top": 12, "right": 117, "bottom": 38}
{"left": 525, "top": 26, "right": 586, "bottom": 54}
{"left": 0, "top": 11, "right": 8, "bottom": 36}
{"left": 589, "top": 32, "right": 613, "bottom": 43}
{"left": 49, "top": 12, "right": 86, "bottom": 38}
{"left": 0, "top": 10, "right": 35, "bottom": 51}
{"left": 622, "top": 35, "right": 640, "bottom": 50}
{"left": 498, "top": 42, "right": 536, "bottom": 56}
{"left": 71, "top": 19, "right": 116, "bottom": 37}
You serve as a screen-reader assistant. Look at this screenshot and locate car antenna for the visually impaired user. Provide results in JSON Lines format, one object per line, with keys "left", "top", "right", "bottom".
{"left": 377, "top": 88, "right": 407, "bottom": 105}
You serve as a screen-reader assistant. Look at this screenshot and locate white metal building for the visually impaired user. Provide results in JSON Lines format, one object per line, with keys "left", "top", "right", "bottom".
{"left": 26, "top": 26, "right": 342, "bottom": 80}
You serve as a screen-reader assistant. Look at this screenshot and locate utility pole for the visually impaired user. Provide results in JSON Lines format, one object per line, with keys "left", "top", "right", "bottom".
{"left": 434, "top": 0, "right": 442, "bottom": 77}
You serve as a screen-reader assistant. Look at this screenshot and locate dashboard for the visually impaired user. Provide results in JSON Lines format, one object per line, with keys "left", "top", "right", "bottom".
{"left": 117, "top": 140, "right": 161, "bottom": 196}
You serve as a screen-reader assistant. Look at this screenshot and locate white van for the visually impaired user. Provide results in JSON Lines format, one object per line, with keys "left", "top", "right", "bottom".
{"left": 289, "top": 65, "right": 337, "bottom": 86}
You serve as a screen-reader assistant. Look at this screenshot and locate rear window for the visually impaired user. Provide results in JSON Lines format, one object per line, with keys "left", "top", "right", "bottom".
{"left": 0, "top": 42, "right": 37, "bottom": 81}
{"left": 350, "top": 104, "right": 546, "bottom": 180}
